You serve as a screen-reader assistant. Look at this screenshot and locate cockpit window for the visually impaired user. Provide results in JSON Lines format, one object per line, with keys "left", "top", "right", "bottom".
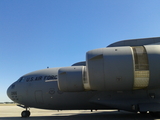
{"left": 11, "top": 84, "right": 15, "bottom": 89}
{"left": 18, "top": 77, "right": 25, "bottom": 82}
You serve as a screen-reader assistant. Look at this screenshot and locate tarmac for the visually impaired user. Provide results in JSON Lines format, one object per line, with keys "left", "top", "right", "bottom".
{"left": 0, "top": 105, "right": 159, "bottom": 120}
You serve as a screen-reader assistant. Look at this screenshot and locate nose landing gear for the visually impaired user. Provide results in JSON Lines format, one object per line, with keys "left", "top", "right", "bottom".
{"left": 17, "top": 104, "right": 31, "bottom": 118}
{"left": 21, "top": 107, "right": 30, "bottom": 118}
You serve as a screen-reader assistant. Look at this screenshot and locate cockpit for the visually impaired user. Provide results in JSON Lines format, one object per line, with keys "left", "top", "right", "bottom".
{"left": 18, "top": 77, "right": 25, "bottom": 82}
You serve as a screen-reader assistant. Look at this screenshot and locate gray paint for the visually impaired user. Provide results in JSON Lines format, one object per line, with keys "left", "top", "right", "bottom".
{"left": 145, "top": 45, "right": 160, "bottom": 89}
{"left": 7, "top": 37, "right": 160, "bottom": 115}
{"left": 58, "top": 66, "right": 85, "bottom": 92}
{"left": 108, "top": 37, "right": 160, "bottom": 47}
{"left": 86, "top": 47, "right": 134, "bottom": 91}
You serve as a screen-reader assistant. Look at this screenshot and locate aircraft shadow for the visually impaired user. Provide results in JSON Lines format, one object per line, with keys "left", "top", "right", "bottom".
{"left": 0, "top": 111, "right": 157, "bottom": 120}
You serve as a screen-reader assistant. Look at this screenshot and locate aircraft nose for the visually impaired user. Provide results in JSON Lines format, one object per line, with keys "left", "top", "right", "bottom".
{"left": 7, "top": 83, "right": 16, "bottom": 101}
{"left": 7, "top": 85, "right": 11, "bottom": 100}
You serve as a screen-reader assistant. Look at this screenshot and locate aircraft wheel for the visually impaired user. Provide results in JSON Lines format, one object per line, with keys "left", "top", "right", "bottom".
{"left": 21, "top": 110, "right": 30, "bottom": 118}
{"left": 26, "top": 110, "right": 30, "bottom": 117}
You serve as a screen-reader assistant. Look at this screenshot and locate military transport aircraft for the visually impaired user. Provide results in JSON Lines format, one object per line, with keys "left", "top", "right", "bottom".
{"left": 7, "top": 37, "right": 160, "bottom": 117}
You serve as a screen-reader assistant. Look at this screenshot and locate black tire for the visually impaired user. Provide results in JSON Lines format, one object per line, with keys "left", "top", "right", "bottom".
{"left": 21, "top": 110, "right": 30, "bottom": 118}
{"left": 26, "top": 111, "right": 30, "bottom": 117}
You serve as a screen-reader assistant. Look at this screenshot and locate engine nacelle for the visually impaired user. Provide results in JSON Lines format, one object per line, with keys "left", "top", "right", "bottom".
{"left": 86, "top": 46, "right": 134, "bottom": 91}
{"left": 58, "top": 66, "right": 86, "bottom": 92}
{"left": 86, "top": 45, "right": 160, "bottom": 91}
{"left": 58, "top": 45, "right": 160, "bottom": 92}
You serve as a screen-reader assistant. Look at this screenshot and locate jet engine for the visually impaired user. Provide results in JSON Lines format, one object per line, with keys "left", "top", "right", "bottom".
{"left": 58, "top": 45, "right": 160, "bottom": 92}
{"left": 58, "top": 66, "right": 86, "bottom": 92}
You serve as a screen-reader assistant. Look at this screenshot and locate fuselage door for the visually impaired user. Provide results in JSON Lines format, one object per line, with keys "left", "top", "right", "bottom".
{"left": 35, "top": 90, "right": 44, "bottom": 104}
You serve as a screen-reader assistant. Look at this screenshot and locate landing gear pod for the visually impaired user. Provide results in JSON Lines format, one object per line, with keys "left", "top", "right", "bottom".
{"left": 58, "top": 66, "right": 86, "bottom": 92}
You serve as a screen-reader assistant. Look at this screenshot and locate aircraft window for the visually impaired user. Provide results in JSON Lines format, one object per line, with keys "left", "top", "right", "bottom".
{"left": 11, "top": 84, "right": 15, "bottom": 89}
{"left": 18, "top": 77, "right": 25, "bottom": 82}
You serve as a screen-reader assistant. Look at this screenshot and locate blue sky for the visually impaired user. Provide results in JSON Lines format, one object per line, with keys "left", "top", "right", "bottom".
{"left": 1, "top": 0, "right": 160, "bottom": 102}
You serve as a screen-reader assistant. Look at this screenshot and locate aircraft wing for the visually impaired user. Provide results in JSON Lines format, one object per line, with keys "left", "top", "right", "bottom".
{"left": 108, "top": 37, "right": 160, "bottom": 47}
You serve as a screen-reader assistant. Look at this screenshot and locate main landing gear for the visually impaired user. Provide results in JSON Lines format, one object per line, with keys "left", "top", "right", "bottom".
{"left": 21, "top": 108, "right": 30, "bottom": 118}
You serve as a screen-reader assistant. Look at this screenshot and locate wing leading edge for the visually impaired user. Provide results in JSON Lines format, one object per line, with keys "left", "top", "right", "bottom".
{"left": 108, "top": 37, "right": 160, "bottom": 47}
